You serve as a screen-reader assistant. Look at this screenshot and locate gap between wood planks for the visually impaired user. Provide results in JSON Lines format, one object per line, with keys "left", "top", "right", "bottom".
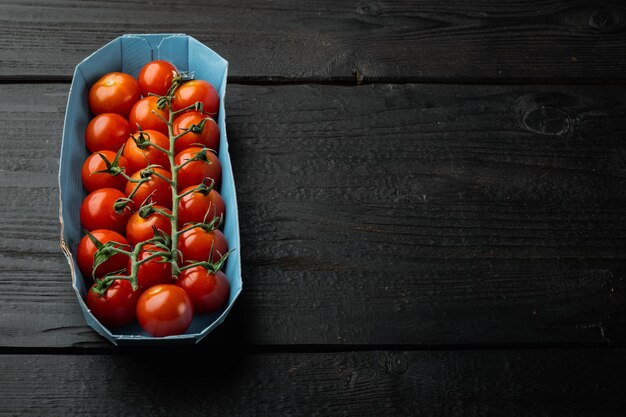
{"left": 4, "top": 76, "right": 626, "bottom": 86}
{"left": 0, "top": 341, "right": 622, "bottom": 356}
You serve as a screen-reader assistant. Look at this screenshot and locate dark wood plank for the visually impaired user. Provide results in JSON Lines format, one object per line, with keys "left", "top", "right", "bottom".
{"left": 2, "top": 1, "right": 626, "bottom": 82}
{"left": 2, "top": 349, "right": 626, "bottom": 416}
{"left": 1, "top": 82, "right": 626, "bottom": 348}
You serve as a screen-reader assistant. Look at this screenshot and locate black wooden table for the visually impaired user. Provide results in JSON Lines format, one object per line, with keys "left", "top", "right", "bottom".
{"left": 2, "top": 1, "right": 626, "bottom": 415}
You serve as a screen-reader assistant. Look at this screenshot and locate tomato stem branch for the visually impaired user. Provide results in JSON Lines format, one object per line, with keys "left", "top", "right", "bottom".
{"left": 125, "top": 241, "right": 148, "bottom": 289}
{"left": 135, "top": 250, "right": 168, "bottom": 266}
{"left": 176, "top": 224, "right": 197, "bottom": 236}
{"left": 177, "top": 182, "right": 207, "bottom": 198}
{"left": 152, "top": 207, "right": 174, "bottom": 220}
{"left": 108, "top": 246, "right": 133, "bottom": 257}
{"left": 150, "top": 109, "right": 169, "bottom": 124}
{"left": 146, "top": 141, "right": 171, "bottom": 156}
{"left": 148, "top": 169, "right": 176, "bottom": 186}
{"left": 168, "top": 99, "right": 182, "bottom": 278}
{"left": 173, "top": 148, "right": 213, "bottom": 173}
{"left": 118, "top": 170, "right": 140, "bottom": 183}
{"left": 172, "top": 103, "right": 201, "bottom": 116}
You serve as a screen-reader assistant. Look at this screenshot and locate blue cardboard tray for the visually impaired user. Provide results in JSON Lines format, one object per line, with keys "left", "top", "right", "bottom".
{"left": 59, "top": 34, "right": 242, "bottom": 345}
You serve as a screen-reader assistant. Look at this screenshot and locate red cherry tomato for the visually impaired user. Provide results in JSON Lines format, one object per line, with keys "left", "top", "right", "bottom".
{"left": 178, "top": 226, "right": 228, "bottom": 265}
{"left": 178, "top": 185, "right": 225, "bottom": 226}
{"left": 126, "top": 206, "right": 172, "bottom": 246}
{"left": 138, "top": 60, "right": 177, "bottom": 97}
{"left": 128, "top": 96, "right": 169, "bottom": 136}
{"left": 129, "top": 245, "right": 174, "bottom": 290}
{"left": 175, "top": 147, "right": 222, "bottom": 191}
{"left": 80, "top": 188, "right": 133, "bottom": 234}
{"left": 177, "top": 267, "right": 230, "bottom": 314}
{"left": 89, "top": 72, "right": 140, "bottom": 117}
{"left": 172, "top": 80, "right": 219, "bottom": 116}
{"left": 125, "top": 168, "right": 173, "bottom": 209}
{"left": 77, "top": 229, "right": 129, "bottom": 278}
{"left": 81, "top": 150, "right": 129, "bottom": 193}
{"left": 136, "top": 284, "right": 193, "bottom": 337}
{"left": 123, "top": 130, "right": 171, "bottom": 174}
{"left": 172, "top": 111, "right": 219, "bottom": 154}
{"left": 87, "top": 279, "right": 139, "bottom": 328}
{"left": 85, "top": 113, "right": 131, "bottom": 153}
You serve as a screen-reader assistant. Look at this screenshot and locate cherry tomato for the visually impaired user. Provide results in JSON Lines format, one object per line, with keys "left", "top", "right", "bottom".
{"left": 126, "top": 206, "right": 172, "bottom": 246}
{"left": 89, "top": 72, "right": 140, "bottom": 117}
{"left": 128, "top": 96, "right": 169, "bottom": 136}
{"left": 125, "top": 168, "right": 173, "bottom": 209}
{"left": 123, "top": 129, "right": 171, "bottom": 174}
{"left": 129, "top": 245, "right": 174, "bottom": 290}
{"left": 80, "top": 188, "right": 133, "bottom": 234}
{"left": 138, "top": 60, "right": 177, "bottom": 97}
{"left": 172, "top": 80, "right": 219, "bottom": 116}
{"left": 81, "top": 150, "right": 129, "bottom": 193}
{"left": 178, "top": 226, "right": 228, "bottom": 264}
{"left": 136, "top": 284, "right": 193, "bottom": 337}
{"left": 177, "top": 267, "right": 230, "bottom": 314}
{"left": 172, "top": 111, "right": 219, "bottom": 154}
{"left": 85, "top": 113, "right": 131, "bottom": 153}
{"left": 77, "top": 229, "right": 129, "bottom": 278}
{"left": 87, "top": 279, "right": 139, "bottom": 328}
{"left": 175, "top": 147, "right": 222, "bottom": 191}
{"left": 178, "top": 185, "right": 225, "bottom": 226}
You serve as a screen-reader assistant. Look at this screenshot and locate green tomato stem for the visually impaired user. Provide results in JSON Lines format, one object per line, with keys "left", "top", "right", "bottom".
{"left": 168, "top": 105, "right": 181, "bottom": 278}
{"left": 135, "top": 250, "right": 168, "bottom": 266}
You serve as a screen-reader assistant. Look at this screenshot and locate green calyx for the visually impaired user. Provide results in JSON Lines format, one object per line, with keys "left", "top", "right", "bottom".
{"left": 196, "top": 179, "right": 214, "bottom": 196}
{"left": 131, "top": 130, "right": 152, "bottom": 150}
{"left": 91, "top": 276, "right": 113, "bottom": 297}
{"left": 91, "top": 242, "right": 123, "bottom": 279}
{"left": 181, "top": 247, "right": 232, "bottom": 274}
{"left": 113, "top": 197, "right": 133, "bottom": 214}
{"left": 93, "top": 146, "right": 126, "bottom": 176}
{"left": 138, "top": 202, "right": 156, "bottom": 219}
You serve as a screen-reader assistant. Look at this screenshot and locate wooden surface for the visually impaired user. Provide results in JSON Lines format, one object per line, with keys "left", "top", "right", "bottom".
{"left": 2, "top": 349, "right": 626, "bottom": 416}
{"left": 1, "top": 1, "right": 626, "bottom": 415}
{"left": 2, "top": 1, "right": 626, "bottom": 82}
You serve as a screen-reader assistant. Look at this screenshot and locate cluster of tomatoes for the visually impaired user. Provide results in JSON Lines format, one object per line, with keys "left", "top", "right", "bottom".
{"left": 76, "top": 60, "right": 231, "bottom": 337}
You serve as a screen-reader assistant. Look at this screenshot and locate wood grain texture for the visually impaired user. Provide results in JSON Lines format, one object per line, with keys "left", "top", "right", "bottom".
{"left": 1, "top": 349, "right": 626, "bottom": 416}
{"left": 1, "top": 82, "right": 625, "bottom": 348}
{"left": 1, "top": 0, "right": 626, "bottom": 82}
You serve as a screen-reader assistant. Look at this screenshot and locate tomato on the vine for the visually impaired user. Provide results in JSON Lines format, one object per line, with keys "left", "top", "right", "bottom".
{"left": 123, "top": 130, "right": 171, "bottom": 174}
{"left": 80, "top": 188, "right": 133, "bottom": 234}
{"left": 80, "top": 65, "right": 238, "bottom": 337}
{"left": 130, "top": 245, "right": 174, "bottom": 290}
{"left": 175, "top": 147, "right": 222, "bottom": 191}
{"left": 178, "top": 185, "right": 225, "bottom": 226}
{"left": 85, "top": 113, "right": 131, "bottom": 153}
{"left": 172, "top": 111, "right": 220, "bottom": 154}
{"left": 87, "top": 279, "right": 139, "bottom": 328}
{"left": 125, "top": 168, "right": 173, "bottom": 209}
{"left": 178, "top": 226, "right": 228, "bottom": 264}
{"left": 172, "top": 80, "right": 219, "bottom": 116}
{"left": 177, "top": 266, "right": 230, "bottom": 314}
{"left": 136, "top": 284, "right": 193, "bottom": 337}
{"left": 138, "top": 60, "right": 177, "bottom": 97}
{"left": 77, "top": 229, "right": 129, "bottom": 278}
{"left": 126, "top": 205, "right": 172, "bottom": 246}
{"left": 89, "top": 72, "right": 140, "bottom": 117}
{"left": 129, "top": 96, "right": 169, "bottom": 136}
{"left": 81, "top": 150, "right": 129, "bottom": 193}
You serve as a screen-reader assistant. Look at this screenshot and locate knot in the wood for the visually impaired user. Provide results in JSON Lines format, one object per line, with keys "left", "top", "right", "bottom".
{"left": 522, "top": 106, "right": 571, "bottom": 136}
{"left": 356, "top": 2, "right": 380, "bottom": 16}
{"left": 589, "top": 9, "right": 623, "bottom": 32}
{"left": 386, "top": 352, "right": 408, "bottom": 374}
